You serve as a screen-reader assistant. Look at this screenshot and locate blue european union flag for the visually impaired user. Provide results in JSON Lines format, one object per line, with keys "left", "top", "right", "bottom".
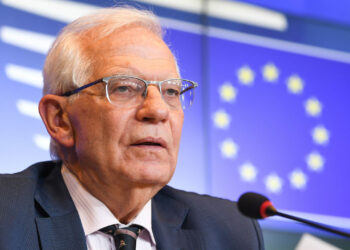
{"left": 208, "top": 34, "right": 350, "bottom": 223}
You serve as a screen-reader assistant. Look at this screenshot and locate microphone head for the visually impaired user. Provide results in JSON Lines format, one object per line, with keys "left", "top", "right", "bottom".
{"left": 238, "top": 192, "right": 276, "bottom": 219}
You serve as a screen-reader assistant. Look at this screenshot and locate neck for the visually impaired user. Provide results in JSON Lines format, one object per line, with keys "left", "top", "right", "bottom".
{"left": 94, "top": 185, "right": 156, "bottom": 224}
{"left": 65, "top": 161, "right": 160, "bottom": 224}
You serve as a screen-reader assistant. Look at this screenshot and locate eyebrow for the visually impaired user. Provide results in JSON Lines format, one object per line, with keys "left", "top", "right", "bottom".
{"left": 108, "top": 70, "right": 178, "bottom": 81}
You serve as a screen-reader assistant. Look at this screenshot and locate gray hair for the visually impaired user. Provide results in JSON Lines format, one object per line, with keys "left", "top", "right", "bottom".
{"left": 43, "top": 6, "right": 164, "bottom": 159}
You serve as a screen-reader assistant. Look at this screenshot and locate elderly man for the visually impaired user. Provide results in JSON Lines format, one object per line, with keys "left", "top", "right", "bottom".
{"left": 0, "top": 7, "right": 264, "bottom": 250}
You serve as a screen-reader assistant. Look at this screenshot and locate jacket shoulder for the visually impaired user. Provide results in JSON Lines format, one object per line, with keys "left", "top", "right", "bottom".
{"left": 0, "top": 161, "right": 60, "bottom": 214}
{"left": 158, "top": 185, "right": 265, "bottom": 250}
{"left": 160, "top": 185, "right": 239, "bottom": 213}
{"left": 0, "top": 160, "right": 60, "bottom": 179}
{"left": 0, "top": 161, "right": 61, "bottom": 249}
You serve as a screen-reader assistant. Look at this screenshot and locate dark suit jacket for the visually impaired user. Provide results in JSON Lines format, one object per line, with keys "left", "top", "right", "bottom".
{"left": 0, "top": 161, "right": 264, "bottom": 250}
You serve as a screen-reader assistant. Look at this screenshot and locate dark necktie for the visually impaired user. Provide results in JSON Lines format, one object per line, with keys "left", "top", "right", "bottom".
{"left": 100, "top": 224, "right": 143, "bottom": 250}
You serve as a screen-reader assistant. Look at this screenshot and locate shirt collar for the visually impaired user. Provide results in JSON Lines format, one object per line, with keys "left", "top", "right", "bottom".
{"left": 61, "top": 164, "right": 156, "bottom": 244}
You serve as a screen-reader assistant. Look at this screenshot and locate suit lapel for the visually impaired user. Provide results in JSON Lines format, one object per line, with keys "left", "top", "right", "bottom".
{"left": 152, "top": 187, "right": 204, "bottom": 250}
{"left": 36, "top": 212, "right": 86, "bottom": 250}
{"left": 34, "top": 162, "right": 86, "bottom": 250}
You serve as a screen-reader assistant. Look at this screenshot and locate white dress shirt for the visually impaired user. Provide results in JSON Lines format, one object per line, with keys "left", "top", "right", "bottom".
{"left": 61, "top": 165, "right": 157, "bottom": 250}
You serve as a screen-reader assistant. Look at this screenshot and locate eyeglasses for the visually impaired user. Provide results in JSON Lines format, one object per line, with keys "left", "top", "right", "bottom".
{"left": 60, "top": 75, "right": 198, "bottom": 110}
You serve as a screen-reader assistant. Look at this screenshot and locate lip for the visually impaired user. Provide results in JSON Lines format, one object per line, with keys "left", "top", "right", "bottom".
{"left": 131, "top": 137, "right": 167, "bottom": 149}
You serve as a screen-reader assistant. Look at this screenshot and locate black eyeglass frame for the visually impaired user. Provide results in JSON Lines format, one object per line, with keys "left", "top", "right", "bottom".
{"left": 60, "top": 75, "right": 198, "bottom": 105}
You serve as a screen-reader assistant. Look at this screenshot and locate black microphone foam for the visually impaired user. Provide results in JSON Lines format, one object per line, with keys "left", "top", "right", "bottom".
{"left": 238, "top": 192, "right": 275, "bottom": 219}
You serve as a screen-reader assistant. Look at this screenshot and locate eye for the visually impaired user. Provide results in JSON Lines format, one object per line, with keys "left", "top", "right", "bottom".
{"left": 162, "top": 80, "right": 182, "bottom": 98}
{"left": 110, "top": 83, "right": 133, "bottom": 94}
{"left": 115, "top": 85, "right": 129, "bottom": 93}
{"left": 164, "top": 88, "right": 180, "bottom": 97}
{"left": 108, "top": 79, "right": 143, "bottom": 96}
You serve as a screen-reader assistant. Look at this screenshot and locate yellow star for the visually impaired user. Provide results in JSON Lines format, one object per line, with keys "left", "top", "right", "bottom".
{"left": 306, "top": 151, "right": 324, "bottom": 172}
{"left": 265, "top": 173, "right": 283, "bottom": 193}
{"left": 239, "top": 162, "right": 257, "bottom": 182}
{"left": 219, "top": 82, "right": 237, "bottom": 102}
{"left": 312, "top": 125, "right": 330, "bottom": 145}
{"left": 262, "top": 63, "right": 279, "bottom": 82}
{"left": 289, "top": 169, "right": 307, "bottom": 189}
{"left": 287, "top": 75, "right": 304, "bottom": 94}
{"left": 220, "top": 139, "right": 239, "bottom": 159}
{"left": 237, "top": 66, "right": 254, "bottom": 86}
{"left": 305, "top": 97, "right": 322, "bottom": 117}
{"left": 212, "top": 110, "right": 231, "bottom": 129}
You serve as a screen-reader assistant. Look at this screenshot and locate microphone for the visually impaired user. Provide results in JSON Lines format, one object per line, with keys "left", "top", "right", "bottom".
{"left": 238, "top": 192, "right": 350, "bottom": 238}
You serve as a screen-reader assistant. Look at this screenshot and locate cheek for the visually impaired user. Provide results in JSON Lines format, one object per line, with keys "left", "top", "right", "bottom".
{"left": 73, "top": 119, "right": 105, "bottom": 158}
{"left": 173, "top": 112, "right": 184, "bottom": 139}
{"left": 95, "top": 115, "right": 131, "bottom": 153}
{"left": 71, "top": 107, "right": 129, "bottom": 156}
{"left": 171, "top": 113, "right": 184, "bottom": 153}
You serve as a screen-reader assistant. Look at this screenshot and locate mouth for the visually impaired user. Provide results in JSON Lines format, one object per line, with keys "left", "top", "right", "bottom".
{"left": 131, "top": 137, "right": 167, "bottom": 149}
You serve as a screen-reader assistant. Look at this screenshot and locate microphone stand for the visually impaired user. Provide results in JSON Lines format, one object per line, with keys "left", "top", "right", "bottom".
{"left": 267, "top": 208, "right": 350, "bottom": 238}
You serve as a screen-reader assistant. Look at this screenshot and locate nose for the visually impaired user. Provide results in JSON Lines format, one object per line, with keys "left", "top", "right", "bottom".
{"left": 135, "top": 85, "right": 169, "bottom": 123}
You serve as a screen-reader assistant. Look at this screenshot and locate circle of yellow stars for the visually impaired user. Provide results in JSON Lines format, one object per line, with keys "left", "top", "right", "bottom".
{"left": 214, "top": 62, "right": 330, "bottom": 193}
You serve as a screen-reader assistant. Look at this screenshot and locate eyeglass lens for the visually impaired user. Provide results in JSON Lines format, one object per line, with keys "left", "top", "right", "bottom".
{"left": 105, "top": 76, "right": 195, "bottom": 109}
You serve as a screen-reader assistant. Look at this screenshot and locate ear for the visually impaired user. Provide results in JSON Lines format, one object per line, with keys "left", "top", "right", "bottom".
{"left": 38, "top": 94, "right": 75, "bottom": 148}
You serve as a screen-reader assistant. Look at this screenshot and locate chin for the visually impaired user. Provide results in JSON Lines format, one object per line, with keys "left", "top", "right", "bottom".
{"left": 130, "top": 161, "right": 175, "bottom": 186}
